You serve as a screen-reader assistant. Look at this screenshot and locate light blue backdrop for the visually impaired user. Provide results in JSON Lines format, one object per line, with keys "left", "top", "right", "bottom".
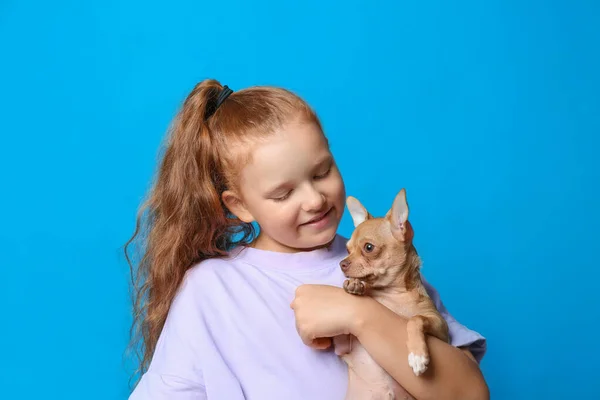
{"left": 1, "top": 1, "right": 598, "bottom": 399}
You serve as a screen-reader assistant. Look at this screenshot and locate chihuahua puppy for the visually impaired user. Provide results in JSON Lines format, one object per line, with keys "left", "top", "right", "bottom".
{"left": 333, "top": 188, "right": 449, "bottom": 400}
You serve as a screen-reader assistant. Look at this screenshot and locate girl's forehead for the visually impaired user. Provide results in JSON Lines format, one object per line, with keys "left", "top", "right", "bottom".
{"left": 239, "top": 121, "right": 330, "bottom": 188}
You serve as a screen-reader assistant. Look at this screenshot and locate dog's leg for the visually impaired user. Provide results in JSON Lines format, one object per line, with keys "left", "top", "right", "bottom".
{"left": 344, "top": 278, "right": 370, "bottom": 295}
{"left": 406, "top": 314, "right": 447, "bottom": 376}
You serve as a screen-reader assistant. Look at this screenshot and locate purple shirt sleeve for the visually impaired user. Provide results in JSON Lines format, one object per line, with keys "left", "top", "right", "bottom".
{"left": 129, "top": 372, "right": 207, "bottom": 400}
{"left": 129, "top": 276, "right": 208, "bottom": 400}
{"left": 422, "top": 276, "right": 487, "bottom": 363}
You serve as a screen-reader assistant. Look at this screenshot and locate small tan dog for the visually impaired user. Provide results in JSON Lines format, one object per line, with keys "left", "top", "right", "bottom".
{"left": 333, "top": 188, "right": 450, "bottom": 400}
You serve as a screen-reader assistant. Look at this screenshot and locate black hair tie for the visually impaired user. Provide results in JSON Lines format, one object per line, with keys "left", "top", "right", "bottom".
{"left": 205, "top": 85, "right": 234, "bottom": 121}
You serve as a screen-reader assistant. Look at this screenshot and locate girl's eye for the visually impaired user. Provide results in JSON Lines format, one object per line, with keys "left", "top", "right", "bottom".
{"left": 314, "top": 166, "right": 331, "bottom": 180}
{"left": 364, "top": 243, "right": 375, "bottom": 252}
{"left": 273, "top": 191, "right": 292, "bottom": 202}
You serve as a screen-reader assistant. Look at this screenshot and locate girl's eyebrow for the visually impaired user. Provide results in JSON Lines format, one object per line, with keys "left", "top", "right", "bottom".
{"left": 264, "top": 154, "right": 333, "bottom": 197}
{"left": 264, "top": 181, "right": 294, "bottom": 197}
{"left": 315, "top": 154, "right": 333, "bottom": 167}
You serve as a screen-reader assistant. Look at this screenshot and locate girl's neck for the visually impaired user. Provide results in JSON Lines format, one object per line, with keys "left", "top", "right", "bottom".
{"left": 232, "top": 233, "right": 346, "bottom": 274}
{"left": 249, "top": 232, "right": 336, "bottom": 254}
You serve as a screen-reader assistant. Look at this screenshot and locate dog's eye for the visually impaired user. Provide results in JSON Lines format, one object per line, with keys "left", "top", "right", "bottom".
{"left": 364, "top": 243, "right": 374, "bottom": 252}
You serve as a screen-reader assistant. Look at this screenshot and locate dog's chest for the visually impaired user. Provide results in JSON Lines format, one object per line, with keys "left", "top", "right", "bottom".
{"left": 374, "top": 291, "right": 423, "bottom": 318}
{"left": 341, "top": 336, "right": 415, "bottom": 400}
{"left": 337, "top": 292, "right": 423, "bottom": 400}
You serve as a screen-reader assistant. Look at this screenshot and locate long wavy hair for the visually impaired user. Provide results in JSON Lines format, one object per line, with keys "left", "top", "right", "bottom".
{"left": 123, "top": 79, "right": 320, "bottom": 385}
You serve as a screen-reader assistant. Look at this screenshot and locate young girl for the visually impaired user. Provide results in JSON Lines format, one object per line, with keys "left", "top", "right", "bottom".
{"left": 125, "top": 79, "right": 488, "bottom": 400}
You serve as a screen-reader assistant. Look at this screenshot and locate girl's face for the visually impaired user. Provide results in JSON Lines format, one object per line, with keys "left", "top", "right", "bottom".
{"left": 224, "top": 119, "right": 346, "bottom": 252}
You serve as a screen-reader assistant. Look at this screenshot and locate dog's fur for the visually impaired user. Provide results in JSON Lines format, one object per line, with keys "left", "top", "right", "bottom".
{"left": 333, "top": 188, "right": 449, "bottom": 400}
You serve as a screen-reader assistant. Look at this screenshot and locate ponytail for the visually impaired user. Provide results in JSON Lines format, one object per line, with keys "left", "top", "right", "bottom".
{"left": 124, "top": 79, "right": 255, "bottom": 384}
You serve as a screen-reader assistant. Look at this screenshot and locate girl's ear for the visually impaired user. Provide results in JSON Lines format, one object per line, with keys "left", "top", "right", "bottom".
{"left": 222, "top": 190, "right": 255, "bottom": 223}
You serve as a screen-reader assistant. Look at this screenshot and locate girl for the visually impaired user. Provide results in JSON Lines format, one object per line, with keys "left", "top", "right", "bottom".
{"left": 125, "top": 79, "right": 488, "bottom": 400}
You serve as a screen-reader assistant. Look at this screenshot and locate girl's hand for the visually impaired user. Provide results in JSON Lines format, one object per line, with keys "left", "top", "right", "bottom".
{"left": 290, "top": 284, "right": 369, "bottom": 349}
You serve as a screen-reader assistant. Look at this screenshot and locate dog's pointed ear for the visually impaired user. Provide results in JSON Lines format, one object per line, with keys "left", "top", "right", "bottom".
{"left": 387, "top": 188, "right": 413, "bottom": 241}
{"left": 347, "top": 196, "right": 370, "bottom": 227}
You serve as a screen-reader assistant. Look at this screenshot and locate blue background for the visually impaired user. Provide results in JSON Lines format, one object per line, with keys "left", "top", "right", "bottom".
{"left": 1, "top": 0, "right": 598, "bottom": 399}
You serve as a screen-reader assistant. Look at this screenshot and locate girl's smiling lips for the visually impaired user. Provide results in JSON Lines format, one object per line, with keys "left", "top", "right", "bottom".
{"left": 301, "top": 207, "right": 334, "bottom": 227}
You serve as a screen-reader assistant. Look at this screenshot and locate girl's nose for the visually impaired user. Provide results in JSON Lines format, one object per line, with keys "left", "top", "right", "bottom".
{"left": 303, "top": 187, "right": 326, "bottom": 212}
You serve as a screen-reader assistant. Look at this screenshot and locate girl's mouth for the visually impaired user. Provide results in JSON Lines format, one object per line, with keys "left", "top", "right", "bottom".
{"left": 302, "top": 207, "right": 333, "bottom": 227}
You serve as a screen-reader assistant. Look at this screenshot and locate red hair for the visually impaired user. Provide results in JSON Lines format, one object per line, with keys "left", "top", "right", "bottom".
{"left": 124, "top": 79, "right": 320, "bottom": 383}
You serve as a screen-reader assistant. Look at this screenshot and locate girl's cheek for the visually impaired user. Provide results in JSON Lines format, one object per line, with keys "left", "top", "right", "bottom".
{"left": 270, "top": 204, "right": 296, "bottom": 223}
{"left": 282, "top": 204, "right": 302, "bottom": 224}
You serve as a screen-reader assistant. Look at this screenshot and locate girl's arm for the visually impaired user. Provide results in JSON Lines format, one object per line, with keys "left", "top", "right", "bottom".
{"left": 352, "top": 295, "right": 489, "bottom": 400}
{"left": 291, "top": 284, "right": 489, "bottom": 400}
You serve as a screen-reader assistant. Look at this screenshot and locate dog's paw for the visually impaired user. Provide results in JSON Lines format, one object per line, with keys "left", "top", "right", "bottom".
{"left": 343, "top": 278, "right": 367, "bottom": 295}
{"left": 408, "top": 352, "right": 429, "bottom": 376}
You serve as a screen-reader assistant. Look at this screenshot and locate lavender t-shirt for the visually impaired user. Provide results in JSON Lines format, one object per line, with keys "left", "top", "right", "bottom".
{"left": 129, "top": 234, "right": 486, "bottom": 400}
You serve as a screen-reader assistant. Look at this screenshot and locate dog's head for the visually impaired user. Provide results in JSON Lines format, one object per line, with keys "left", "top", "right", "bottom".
{"left": 339, "top": 188, "right": 417, "bottom": 289}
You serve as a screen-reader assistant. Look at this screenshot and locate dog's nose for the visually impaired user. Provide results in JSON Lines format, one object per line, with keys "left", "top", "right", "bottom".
{"left": 340, "top": 259, "right": 350, "bottom": 271}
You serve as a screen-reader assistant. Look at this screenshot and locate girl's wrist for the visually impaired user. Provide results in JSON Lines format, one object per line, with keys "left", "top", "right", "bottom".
{"left": 348, "top": 295, "right": 377, "bottom": 337}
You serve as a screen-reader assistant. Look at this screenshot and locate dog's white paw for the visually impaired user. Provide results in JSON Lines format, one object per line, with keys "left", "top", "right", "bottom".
{"left": 408, "top": 352, "right": 429, "bottom": 376}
